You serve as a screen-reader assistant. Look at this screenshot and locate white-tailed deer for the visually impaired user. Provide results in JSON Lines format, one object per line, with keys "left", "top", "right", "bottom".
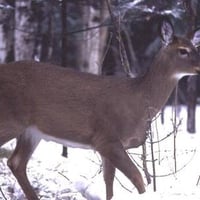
{"left": 0, "top": 21, "right": 200, "bottom": 200}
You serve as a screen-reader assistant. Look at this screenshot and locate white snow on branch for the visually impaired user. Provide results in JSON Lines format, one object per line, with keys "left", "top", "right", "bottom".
{"left": 0, "top": 4, "right": 14, "bottom": 10}
{"left": 114, "top": 1, "right": 185, "bottom": 20}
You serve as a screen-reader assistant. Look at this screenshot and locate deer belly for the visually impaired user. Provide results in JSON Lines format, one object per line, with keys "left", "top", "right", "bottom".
{"left": 26, "top": 125, "right": 92, "bottom": 149}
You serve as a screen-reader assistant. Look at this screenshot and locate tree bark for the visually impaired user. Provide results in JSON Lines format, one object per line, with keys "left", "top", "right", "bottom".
{"left": 61, "top": 0, "right": 67, "bottom": 67}
{"left": 187, "top": 76, "right": 197, "bottom": 133}
{"left": 61, "top": 0, "right": 68, "bottom": 158}
{"left": 36, "top": 1, "right": 53, "bottom": 62}
{"left": 185, "top": 0, "right": 199, "bottom": 133}
{"left": 14, "top": 0, "right": 37, "bottom": 60}
{"left": 0, "top": 0, "right": 14, "bottom": 63}
{"left": 78, "top": 2, "right": 108, "bottom": 75}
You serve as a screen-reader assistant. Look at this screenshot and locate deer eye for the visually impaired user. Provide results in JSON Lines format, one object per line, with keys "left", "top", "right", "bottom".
{"left": 178, "top": 47, "right": 190, "bottom": 58}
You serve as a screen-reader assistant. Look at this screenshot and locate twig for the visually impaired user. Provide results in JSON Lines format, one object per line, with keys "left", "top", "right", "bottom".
{"left": 154, "top": 113, "right": 161, "bottom": 165}
{"left": 114, "top": 176, "right": 133, "bottom": 193}
{"left": 144, "top": 103, "right": 157, "bottom": 191}
{"left": 147, "top": 118, "right": 182, "bottom": 144}
{"left": 149, "top": 148, "right": 197, "bottom": 178}
{"left": 99, "top": 33, "right": 113, "bottom": 68}
{"left": 0, "top": 187, "right": 7, "bottom": 200}
{"left": 196, "top": 175, "right": 200, "bottom": 186}
{"left": 142, "top": 144, "right": 151, "bottom": 184}
{"left": 173, "top": 85, "right": 179, "bottom": 173}
{"left": 105, "top": 0, "right": 134, "bottom": 77}
{"left": 58, "top": 171, "right": 73, "bottom": 184}
{"left": 149, "top": 128, "right": 156, "bottom": 192}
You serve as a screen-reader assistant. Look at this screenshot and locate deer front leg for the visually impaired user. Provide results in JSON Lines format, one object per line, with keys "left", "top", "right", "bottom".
{"left": 96, "top": 139, "right": 145, "bottom": 195}
{"left": 7, "top": 131, "right": 41, "bottom": 200}
{"left": 102, "top": 156, "right": 116, "bottom": 200}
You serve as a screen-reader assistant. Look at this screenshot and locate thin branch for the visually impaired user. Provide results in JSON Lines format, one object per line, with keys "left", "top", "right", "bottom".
{"left": 149, "top": 148, "right": 197, "bottom": 178}
{"left": 146, "top": 118, "right": 182, "bottom": 144}
{"left": 115, "top": 176, "right": 133, "bottom": 194}
{"left": 58, "top": 171, "right": 73, "bottom": 184}
{"left": 196, "top": 175, "right": 200, "bottom": 186}
{"left": 99, "top": 33, "right": 113, "bottom": 68}
{"left": 149, "top": 128, "right": 156, "bottom": 192}
{"left": 173, "top": 85, "right": 179, "bottom": 173}
{"left": 129, "top": 147, "right": 197, "bottom": 178}
{"left": 67, "top": 22, "right": 112, "bottom": 35}
{"left": 122, "top": 26, "right": 139, "bottom": 75}
{"left": 142, "top": 144, "right": 151, "bottom": 184}
{"left": 0, "top": 187, "right": 7, "bottom": 200}
{"left": 105, "top": 0, "right": 135, "bottom": 77}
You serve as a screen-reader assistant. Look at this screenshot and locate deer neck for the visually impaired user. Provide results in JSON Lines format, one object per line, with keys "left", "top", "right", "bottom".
{"left": 140, "top": 52, "right": 179, "bottom": 118}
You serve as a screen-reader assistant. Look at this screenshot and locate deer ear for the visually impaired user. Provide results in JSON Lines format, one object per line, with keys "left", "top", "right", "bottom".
{"left": 160, "top": 21, "right": 174, "bottom": 45}
{"left": 191, "top": 29, "right": 200, "bottom": 48}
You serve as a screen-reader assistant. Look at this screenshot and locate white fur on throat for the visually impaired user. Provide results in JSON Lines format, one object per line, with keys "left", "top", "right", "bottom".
{"left": 172, "top": 72, "right": 195, "bottom": 80}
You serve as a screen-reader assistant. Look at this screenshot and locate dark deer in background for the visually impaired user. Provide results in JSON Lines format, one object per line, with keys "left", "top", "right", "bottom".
{"left": 0, "top": 21, "right": 200, "bottom": 200}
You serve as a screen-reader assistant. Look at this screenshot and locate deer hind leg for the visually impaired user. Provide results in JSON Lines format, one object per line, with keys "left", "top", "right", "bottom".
{"left": 102, "top": 156, "right": 116, "bottom": 200}
{"left": 97, "top": 140, "right": 145, "bottom": 195}
{"left": 7, "top": 128, "right": 41, "bottom": 200}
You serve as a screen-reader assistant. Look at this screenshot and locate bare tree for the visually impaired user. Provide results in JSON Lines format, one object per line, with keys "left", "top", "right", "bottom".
{"left": 77, "top": 1, "right": 108, "bottom": 75}
{"left": 14, "top": 0, "right": 37, "bottom": 60}
{"left": 185, "top": 0, "right": 199, "bottom": 133}
{"left": 0, "top": 0, "right": 14, "bottom": 63}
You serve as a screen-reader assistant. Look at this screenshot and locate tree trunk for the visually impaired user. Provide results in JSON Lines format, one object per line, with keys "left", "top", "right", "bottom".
{"left": 61, "top": 0, "right": 67, "bottom": 67}
{"left": 14, "top": 0, "right": 37, "bottom": 60}
{"left": 36, "top": 1, "right": 53, "bottom": 62}
{"left": 187, "top": 76, "right": 197, "bottom": 133}
{"left": 185, "top": 1, "right": 199, "bottom": 133}
{"left": 61, "top": 0, "right": 68, "bottom": 158}
{"left": 78, "top": 2, "right": 108, "bottom": 75}
{"left": 0, "top": 0, "right": 14, "bottom": 63}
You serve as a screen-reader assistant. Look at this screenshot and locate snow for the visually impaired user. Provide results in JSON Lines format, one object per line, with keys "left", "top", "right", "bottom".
{"left": 1, "top": 106, "right": 200, "bottom": 199}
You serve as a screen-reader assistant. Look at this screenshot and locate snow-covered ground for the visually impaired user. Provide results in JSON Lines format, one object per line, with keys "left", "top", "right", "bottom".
{"left": 1, "top": 106, "right": 200, "bottom": 200}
